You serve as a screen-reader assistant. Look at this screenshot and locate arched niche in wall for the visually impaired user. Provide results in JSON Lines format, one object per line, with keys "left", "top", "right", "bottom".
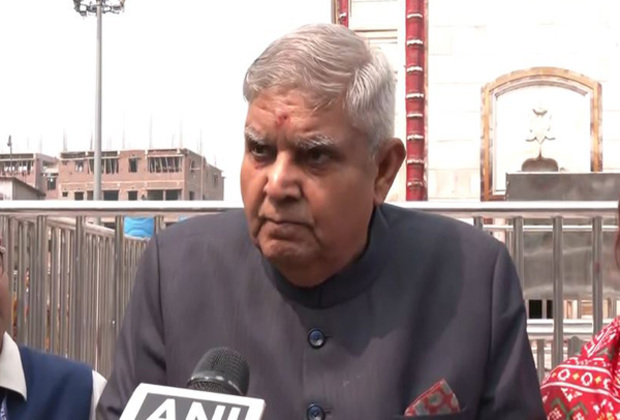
{"left": 481, "top": 67, "right": 602, "bottom": 201}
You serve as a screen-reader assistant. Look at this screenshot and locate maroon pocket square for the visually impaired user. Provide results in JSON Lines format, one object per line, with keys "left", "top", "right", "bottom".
{"left": 404, "top": 379, "right": 461, "bottom": 416}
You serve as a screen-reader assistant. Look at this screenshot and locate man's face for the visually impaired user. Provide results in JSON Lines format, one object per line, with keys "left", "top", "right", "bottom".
{"left": 240, "top": 90, "right": 378, "bottom": 282}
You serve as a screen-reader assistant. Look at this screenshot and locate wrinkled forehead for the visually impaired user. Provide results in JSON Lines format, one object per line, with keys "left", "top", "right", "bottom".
{"left": 246, "top": 92, "right": 354, "bottom": 141}
{"left": 248, "top": 89, "right": 345, "bottom": 121}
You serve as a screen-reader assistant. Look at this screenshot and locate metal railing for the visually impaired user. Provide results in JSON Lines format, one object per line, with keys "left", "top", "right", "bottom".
{"left": 0, "top": 213, "right": 148, "bottom": 378}
{"left": 0, "top": 200, "right": 617, "bottom": 380}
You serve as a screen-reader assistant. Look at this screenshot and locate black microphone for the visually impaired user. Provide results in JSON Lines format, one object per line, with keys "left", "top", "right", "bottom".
{"left": 120, "top": 347, "right": 265, "bottom": 420}
{"left": 187, "top": 347, "right": 250, "bottom": 396}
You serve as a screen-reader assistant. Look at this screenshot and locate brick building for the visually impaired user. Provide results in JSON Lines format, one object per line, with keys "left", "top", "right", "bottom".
{"left": 54, "top": 148, "right": 224, "bottom": 201}
{"left": 0, "top": 177, "right": 46, "bottom": 200}
{"left": 0, "top": 153, "right": 58, "bottom": 197}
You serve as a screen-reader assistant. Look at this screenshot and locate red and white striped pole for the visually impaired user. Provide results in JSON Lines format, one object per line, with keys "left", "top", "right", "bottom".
{"left": 405, "top": 0, "right": 427, "bottom": 200}
{"left": 336, "top": 0, "right": 349, "bottom": 27}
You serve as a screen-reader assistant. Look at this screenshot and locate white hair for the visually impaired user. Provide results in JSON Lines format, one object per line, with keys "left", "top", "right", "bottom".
{"left": 243, "top": 23, "right": 396, "bottom": 152}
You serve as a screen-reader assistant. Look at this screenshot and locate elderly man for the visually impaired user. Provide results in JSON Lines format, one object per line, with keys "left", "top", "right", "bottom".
{"left": 0, "top": 241, "right": 106, "bottom": 419}
{"left": 98, "top": 24, "right": 544, "bottom": 419}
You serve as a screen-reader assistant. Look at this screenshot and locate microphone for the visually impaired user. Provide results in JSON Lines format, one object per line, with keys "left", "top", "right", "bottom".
{"left": 120, "top": 347, "right": 265, "bottom": 420}
{"left": 187, "top": 347, "right": 250, "bottom": 396}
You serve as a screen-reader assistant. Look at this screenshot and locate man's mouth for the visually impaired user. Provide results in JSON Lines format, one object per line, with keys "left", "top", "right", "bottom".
{"left": 259, "top": 218, "right": 310, "bottom": 238}
{"left": 261, "top": 216, "right": 309, "bottom": 227}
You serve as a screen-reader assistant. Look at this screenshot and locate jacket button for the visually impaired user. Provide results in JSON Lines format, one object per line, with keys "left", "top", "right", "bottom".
{"left": 307, "top": 403, "right": 325, "bottom": 420}
{"left": 307, "top": 328, "right": 326, "bottom": 349}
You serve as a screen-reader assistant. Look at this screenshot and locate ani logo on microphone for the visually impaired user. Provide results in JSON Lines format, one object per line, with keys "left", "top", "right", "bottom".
{"left": 120, "top": 384, "right": 266, "bottom": 420}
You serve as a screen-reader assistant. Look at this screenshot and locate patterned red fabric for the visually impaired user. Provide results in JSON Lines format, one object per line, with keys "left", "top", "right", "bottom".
{"left": 404, "top": 379, "right": 461, "bottom": 416}
{"left": 541, "top": 317, "right": 620, "bottom": 420}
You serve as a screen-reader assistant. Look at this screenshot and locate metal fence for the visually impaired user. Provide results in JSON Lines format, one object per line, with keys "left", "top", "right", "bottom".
{"left": 0, "top": 200, "right": 617, "bottom": 380}
{"left": 0, "top": 213, "right": 148, "bottom": 378}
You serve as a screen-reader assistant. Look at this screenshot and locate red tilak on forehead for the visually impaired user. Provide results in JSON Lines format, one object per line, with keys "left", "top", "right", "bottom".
{"left": 275, "top": 111, "right": 289, "bottom": 127}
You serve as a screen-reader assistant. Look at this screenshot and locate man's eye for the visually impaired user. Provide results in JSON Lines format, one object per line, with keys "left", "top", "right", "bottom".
{"left": 249, "top": 143, "right": 271, "bottom": 159}
{"left": 306, "top": 149, "right": 330, "bottom": 165}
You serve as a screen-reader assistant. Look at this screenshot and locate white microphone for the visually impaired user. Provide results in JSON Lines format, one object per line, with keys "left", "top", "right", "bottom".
{"left": 120, "top": 347, "right": 266, "bottom": 420}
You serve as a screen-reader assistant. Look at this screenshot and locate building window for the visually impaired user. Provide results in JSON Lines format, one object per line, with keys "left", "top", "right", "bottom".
{"left": 189, "top": 191, "right": 195, "bottom": 201}
{"left": 62, "top": 191, "right": 68, "bottom": 198}
{"left": 46, "top": 177, "right": 57, "bottom": 191}
{"left": 87, "top": 191, "right": 93, "bottom": 200}
{"left": 129, "top": 158, "right": 139, "bottom": 173}
{"left": 147, "top": 190, "right": 164, "bottom": 201}
{"left": 165, "top": 190, "right": 180, "bottom": 201}
{"left": 146, "top": 189, "right": 181, "bottom": 201}
{"left": 103, "top": 190, "right": 119, "bottom": 201}
{"left": 104, "top": 158, "right": 119, "bottom": 174}
{"left": 75, "top": 161, "right": 84, "bottom": 172}
{"left": 0, "top": 160, "right": 34, "bottom": 175}
{"left": 148, "top": 156, "right": 182, "bottom": 173}
{"left": 87, "top": 158, "right": 118, "bottom": 174}
{"left": 128, "top": 191, "right": 138, "bottom": 200}
{"left": 74, "top": 191, "right": 84, "bottom": 201}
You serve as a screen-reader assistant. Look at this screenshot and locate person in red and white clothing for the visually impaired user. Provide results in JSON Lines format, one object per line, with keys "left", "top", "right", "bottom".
{"left": 542, "top": 318, "right": 620, "bottom": 419}
{"left": 541, "top": 206, "right": 620, "bottom": 419}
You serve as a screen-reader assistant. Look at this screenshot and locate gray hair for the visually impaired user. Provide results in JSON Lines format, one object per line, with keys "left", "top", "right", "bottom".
{"left": 243, "top": 23, "right": 396, "bottom": 152}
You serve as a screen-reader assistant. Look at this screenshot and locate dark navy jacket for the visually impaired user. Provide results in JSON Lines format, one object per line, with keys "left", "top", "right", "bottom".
{"left": 99, "top": 204, "right": 545, "bottom": 420}
{"left": 6, "top": 346, "right": 92, "bottom": 420}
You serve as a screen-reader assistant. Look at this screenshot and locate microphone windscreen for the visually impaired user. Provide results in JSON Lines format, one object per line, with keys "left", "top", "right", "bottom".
{"left": 187, "top": 347, "right": 250, "bottom": 396}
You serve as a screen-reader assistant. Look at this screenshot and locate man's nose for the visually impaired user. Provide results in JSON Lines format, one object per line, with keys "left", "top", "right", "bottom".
{"left": 263, "top": 154, "right": 302, "bottom": 202}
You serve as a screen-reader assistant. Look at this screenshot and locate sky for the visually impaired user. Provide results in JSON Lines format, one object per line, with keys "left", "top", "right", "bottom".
{"left": 0, "top": 0, "right": 332, "bottom": 201}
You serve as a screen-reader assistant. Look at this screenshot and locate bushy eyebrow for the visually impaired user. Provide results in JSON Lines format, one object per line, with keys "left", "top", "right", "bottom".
{"left": 243, "top": 126, "right": 339, "bottom": 152}
{"left": 293, "top": 134, "right": 338, "bottom": 151}
{"left": 244, "top": 126, "right": 265, "bottom": 143}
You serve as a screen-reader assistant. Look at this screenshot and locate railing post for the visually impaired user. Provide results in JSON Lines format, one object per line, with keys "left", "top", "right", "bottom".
{"left": 86, "top": 235, "right": 96, "bottom": 367}
{"left": 512, "top": 216, "right": 525, "bottom": 289}
{"left": 107, "top": 216, "right": 125, "bottom": 376}
{"left": 6, "top": 216, "right": 15, "bottom": 338}
{"left": 567, "top": 336, "right": 583, "bottom": 357}
{"left": 592, "top": 216, "right": 603, "bottom": 335}
{"left": 536, "top": 339, "right": 546, "bottom": 383}
{"left": 114, "top": 216, "right": 125, "bottom": 337}
{"left": 154, "top": 215, "right": 164, "bottom": 235}
{"left": 552, "top": 216, "right": 564, "bottom": 367}
{"left": 49, "top": 227, "right": 59, "bottom": 354}
{"left": 101, "top": 236, "right": 114, "bottom": 375}
{"left": 32, "top": 216, "right": 48, "bottom": 350}
{"left": 71, "top": 216, "right": 86, "bottom": 362}
{"left": 59, "top": 230, "right": 70, "bottom": 357}
{"left": 17, "top": 221, "right": 27, "bottom": 345}
{"left": 25, "top": 222, "right": 35, "bottom": 346}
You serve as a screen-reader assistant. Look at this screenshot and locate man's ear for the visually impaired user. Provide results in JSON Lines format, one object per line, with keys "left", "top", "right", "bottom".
{"left": 372, "top": 138, "right": 406, "bottom": 204}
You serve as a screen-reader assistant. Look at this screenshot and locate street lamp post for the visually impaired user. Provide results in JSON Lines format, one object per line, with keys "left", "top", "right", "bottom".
{"left": 72, "top": 0, "right": 125, "bottom": 201}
